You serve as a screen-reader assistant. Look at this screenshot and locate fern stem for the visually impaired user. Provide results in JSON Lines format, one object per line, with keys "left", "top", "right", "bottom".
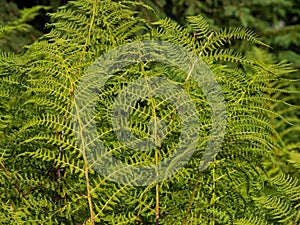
{"left": 74, "top": 98, "right": 95, "bottom": 224}
{"left": 142, "top": 63, "right": 160, "bottom": 224}
{"left": 74, "top": 94, "right": 95, "bottom": 224}
{"left": 156, "top": 182, "right": 160, "bottom": 224}
{"left": 81, "top": 1, "right": 98, "bottom": 224}
{"left": 84, "top": 155, "right": 95, "bottom": 225}
{"left": 181, "top": 171, "right": 202, "bottom": 225}
{"left": 83, "top": 0, "right": 97, "bottom": 52}
{"left": 292, "top": 210, "right": 300, "bottom": 225}
{"left": 199, "top": 31, "right": 214, "bottom": 57}
{"left": 210, "top": 159, "right": 216, "bottom": 225}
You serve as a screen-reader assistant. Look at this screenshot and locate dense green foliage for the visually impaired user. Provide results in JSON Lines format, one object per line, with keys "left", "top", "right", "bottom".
{"left": 0, "top": 0, "right": 50, "bottom": 52}
{"left": 139, "top": 0, "right": 300, "bottom": 68}
{"left": 0, "top": 0, "right": 299, "bottom": 224}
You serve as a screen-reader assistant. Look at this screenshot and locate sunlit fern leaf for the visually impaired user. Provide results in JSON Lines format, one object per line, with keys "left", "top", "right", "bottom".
{"left": 186, "top": 14, "right": 210, "bottom": 39}
{"left": 234, "top": 217, "right": 269, "bottom": 225}
{"left": 287, "top": 149, "right": 300, "bottom": 169}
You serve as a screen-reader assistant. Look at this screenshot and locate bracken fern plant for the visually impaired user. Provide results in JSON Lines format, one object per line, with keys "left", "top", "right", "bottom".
{"left": 0, "top": 0, "right": 299, "bottom": 224}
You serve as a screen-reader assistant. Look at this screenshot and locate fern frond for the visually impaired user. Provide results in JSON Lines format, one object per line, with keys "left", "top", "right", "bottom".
{"left": 186, "top": 14, "right": 210, "bottom": 39}
{"left": 254, "top": 195, "right": 296, "bottom": 223}
{"left": 1, "top": 1, "right": 298, "bottom": 224}
{"left": 152, "top": 18, "right": 195, "bottom": 49}
{"left": 204, "top": 27, "right": 269, "bottom": 51}
{"left": 204, "top": 48, "right": 252, "bottom": 64}
{"left": 234, "top": 216, "right": 269, "bottom": 225}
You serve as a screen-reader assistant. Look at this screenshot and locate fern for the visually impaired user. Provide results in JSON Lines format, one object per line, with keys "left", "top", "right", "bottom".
{"left": 0, "top": 0, "right": 299, "bottom": 224}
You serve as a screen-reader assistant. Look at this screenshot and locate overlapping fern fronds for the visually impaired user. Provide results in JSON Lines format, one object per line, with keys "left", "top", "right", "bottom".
{"left": 0, "top": 0, "right": 299, "bottom": 224}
